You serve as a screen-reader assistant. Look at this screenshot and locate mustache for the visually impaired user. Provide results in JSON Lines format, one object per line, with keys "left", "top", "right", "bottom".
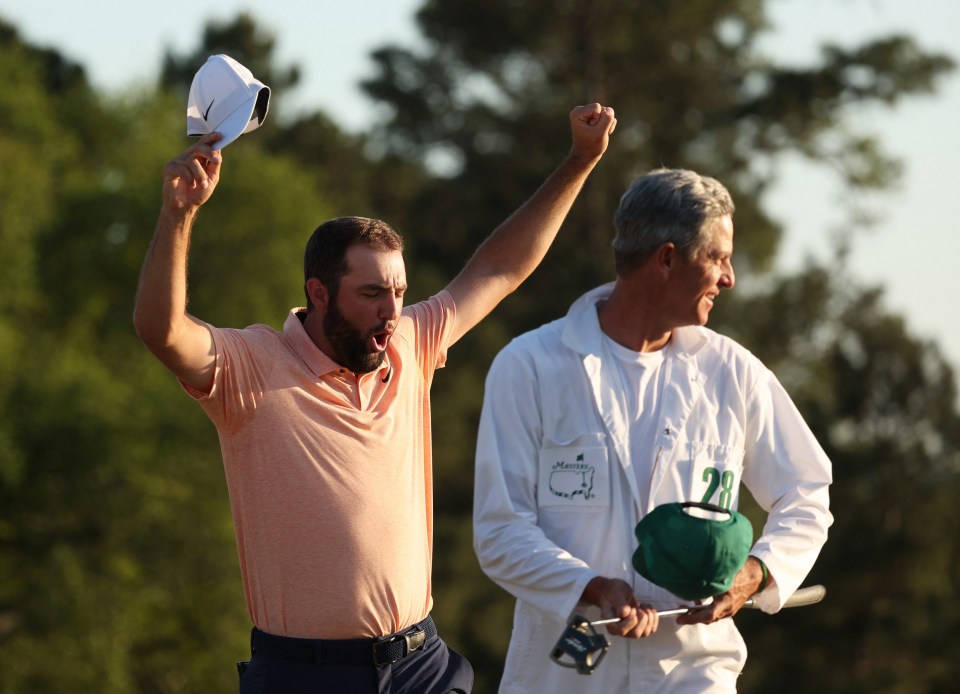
{"left": 368, "top": 321, "right": 396, "bottom": 335}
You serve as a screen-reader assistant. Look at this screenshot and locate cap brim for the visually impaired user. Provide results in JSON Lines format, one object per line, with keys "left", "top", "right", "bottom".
{"left": 210, "top": 96, "right": 258, "bottom": 150}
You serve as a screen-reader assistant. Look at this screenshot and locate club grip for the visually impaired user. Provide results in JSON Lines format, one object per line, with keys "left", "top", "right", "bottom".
{"left": 782, "top": 584, "right": 827, "bottom": 607}
{"left": 744, "top": 584, "right": 826, "bottom": 609}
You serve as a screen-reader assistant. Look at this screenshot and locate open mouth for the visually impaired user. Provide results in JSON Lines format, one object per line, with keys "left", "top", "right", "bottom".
{"left": 371, "top": 329, "right": 392, "bottom": 352}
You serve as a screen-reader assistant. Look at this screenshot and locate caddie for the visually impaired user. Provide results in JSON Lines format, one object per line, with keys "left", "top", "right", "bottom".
{"left": 473, "top": 167, "right": 833, "bottom": 693}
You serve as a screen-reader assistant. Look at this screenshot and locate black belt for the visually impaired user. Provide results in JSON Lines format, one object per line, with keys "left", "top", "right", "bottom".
{"left": 251, "top": 616, "right": 437, "bottom": 668}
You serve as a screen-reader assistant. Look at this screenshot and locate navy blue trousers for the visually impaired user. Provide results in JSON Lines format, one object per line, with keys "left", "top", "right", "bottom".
{"left": 238, "top": 629, "right": 474, "bottom": 693}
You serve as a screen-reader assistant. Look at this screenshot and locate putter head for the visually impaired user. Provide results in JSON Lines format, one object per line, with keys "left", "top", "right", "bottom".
{"left": 550, "top": 615, "right": 610, "bottom": 675}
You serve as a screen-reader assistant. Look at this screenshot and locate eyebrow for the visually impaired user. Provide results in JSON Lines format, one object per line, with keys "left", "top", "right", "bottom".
{"left": 359, "top": 282, "right": 408, "bottom": 292}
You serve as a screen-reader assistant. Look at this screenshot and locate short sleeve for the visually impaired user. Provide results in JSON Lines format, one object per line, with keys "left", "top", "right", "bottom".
{"left": 180, "top": 323, "right": 279, "bottom": 433}
{"left": 398, "top": 290, "right": 457, "bottom": 378}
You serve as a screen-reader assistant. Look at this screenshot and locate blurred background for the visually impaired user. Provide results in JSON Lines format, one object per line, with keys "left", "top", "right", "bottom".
{"left": 0, "top": 0, "right": 958, "bottom": 691}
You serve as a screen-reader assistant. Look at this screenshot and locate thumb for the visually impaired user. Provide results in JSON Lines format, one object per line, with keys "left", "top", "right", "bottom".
{"left": 571, "top": 102, "right": 603, "bottom": 125}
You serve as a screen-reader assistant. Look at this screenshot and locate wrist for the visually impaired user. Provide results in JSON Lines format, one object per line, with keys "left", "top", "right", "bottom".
{"left": 566, "top": 149, "right": 602, "bottom": 171}
{"left": 580, "top": 576, "right": 608, "bottom": 606}
{"left": 749, "top": 556, "right": 769, "bottom": 594}
{"left": 159, "top": 202, "right": 200, "bottom": 227}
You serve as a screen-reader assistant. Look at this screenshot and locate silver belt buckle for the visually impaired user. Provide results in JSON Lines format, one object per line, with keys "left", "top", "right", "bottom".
{"left": 404, "top": 624, "right": 426, "bottom": 653}
{"left": 372, "top": 624, "right": 426, "bottom": 666}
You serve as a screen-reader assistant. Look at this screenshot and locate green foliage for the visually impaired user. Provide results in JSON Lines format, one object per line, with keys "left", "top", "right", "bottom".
{"left": 0, "top": 26, "right": 332, "bottom": 694}
{"left": 0, "top": 35, "right": 62, "bottom": 490}
{"left": 362, "top": 0, "right": 953, "bottom": 291}
{"left": 185, "top": 147, "right": 331, "bottom": 326}
{"left": 0, "top": 4, "right": 957, "bottom": 693}
{"left": 717, "top": 262, "right": 960, "bottom": 693}
{"left": 158, "top": 12, "right": 301, "bottom": 103}
{"left": 360, "top": 1, "right": 958, "bottom": 690}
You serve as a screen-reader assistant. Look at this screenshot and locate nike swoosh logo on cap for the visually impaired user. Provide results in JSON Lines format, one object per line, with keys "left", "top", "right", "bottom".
{"left": 202, "top": 100, "right": 215, "bottom": 121}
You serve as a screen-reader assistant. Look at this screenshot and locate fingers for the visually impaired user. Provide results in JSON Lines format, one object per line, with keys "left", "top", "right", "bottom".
{"left": 165, "top": 152, "right": 219, "bottom": 188}
{"left": 605, "top": 605, "right": 660, "bottom": 639}
{"left": 587, "top": 577, "right": 637, "bottom": 637}
{"left": 601, "top": 597, "right": 661, "bottom": 639}
{"left": 570, "top": 102, "right": 599, "bottom": 121}
{"left": 574, "top": 102, "right": 603, "bottom": 126}
{"left": 162, "top": 136, "right": 223, "bottom": 206}
{"left": 606, "top": 108, "right": 618, "bottom": 135}
{"left": 624, "top": 605, "right": 659, "bottom": 638}
{"left": 603, "top": 604, "right": 637, "bottom": 637}
{"left": 568, "top": 102, "right": 617, "bottom": 162}
{"left": 676, "top": 603, "right": 716, "bottom": 626}
{"left": 583, "top": 576, "right": 660, "bottom": 639}
{"left": 593, "top": 105, "right": 617, "bottom": 134}
{"left": 190, "top": 134, "right": 223, "bottom": 177}
{"left": 570, "top": 103, "right": 617, "bottom": 131}
{"left": 199, "top": 131, "right": 224, "bottom": 147}
{"left": 675, "top": 594, "right": 738, "bottom": 626}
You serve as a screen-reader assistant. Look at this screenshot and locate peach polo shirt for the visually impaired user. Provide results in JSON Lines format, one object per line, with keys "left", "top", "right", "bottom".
{"left": 185, "top": 291, "right": 456, "bottom": 639}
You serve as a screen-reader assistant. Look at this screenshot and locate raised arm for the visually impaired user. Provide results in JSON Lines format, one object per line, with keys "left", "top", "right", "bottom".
{"left": 133, "top": 133, "right": 223, "bottom": 392}
{"left": 444, "top": 103, "right": 617, "bottom": 343}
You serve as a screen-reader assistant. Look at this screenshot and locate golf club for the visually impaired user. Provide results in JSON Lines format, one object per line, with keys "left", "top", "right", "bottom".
{"left": 550, "top": 584, "right": 826, "bottom": 674}
{"left": 588, "top": 583, "right": 828, "bottom": 627}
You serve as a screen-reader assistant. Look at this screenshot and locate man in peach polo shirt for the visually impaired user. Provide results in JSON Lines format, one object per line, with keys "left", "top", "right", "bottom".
{"left": 133, "top": 103, "right": 616, "bottom": 693}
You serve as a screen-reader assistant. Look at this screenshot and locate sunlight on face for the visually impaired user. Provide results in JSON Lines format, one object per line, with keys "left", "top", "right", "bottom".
{"left": 674, "top": 215, "right": 735, "bottom": 327}
{"left": 324, "top": 247, "right": 407, "bottom": 373}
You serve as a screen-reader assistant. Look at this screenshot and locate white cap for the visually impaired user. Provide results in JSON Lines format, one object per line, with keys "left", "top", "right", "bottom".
{"left": 186, "top": 54, "right": 270, "bottom": 150}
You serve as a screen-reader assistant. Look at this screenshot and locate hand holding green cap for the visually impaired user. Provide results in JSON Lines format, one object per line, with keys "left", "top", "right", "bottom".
{"left": 632, "top": 501, "right": 753, "bottom": 600}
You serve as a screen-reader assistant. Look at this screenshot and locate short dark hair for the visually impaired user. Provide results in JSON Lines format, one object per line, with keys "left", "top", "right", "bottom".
{"left": 612, "top": 168, "right": 734, "bottom": 275}
{"left": 303, "top": 216, "right": 404, "bottom": 309}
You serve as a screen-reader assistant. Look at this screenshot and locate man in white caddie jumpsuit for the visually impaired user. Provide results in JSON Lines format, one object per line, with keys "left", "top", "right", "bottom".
{"left": 473, "top": 168, "right": 833, "bottom": 693}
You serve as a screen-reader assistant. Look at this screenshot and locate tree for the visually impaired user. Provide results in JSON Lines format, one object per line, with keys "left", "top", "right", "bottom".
{"left": 158, "top": 12, "right": 300, "bottom": 103}
{"left": 0, "top": 23, "right": 65, "bottom": 493}
{"left": 726, "top": 256, "right": 960, "bottom": 692}
{"left": 0, "top": 18, "right": 335, "bottom": 693}
{"left": 363, "top": 0, "right": 951, "bottom": 287}
{"left": 2, "top": 4, "right": 957, "bottom": 691}
{"left": 359, "top": 1, "right": 957, "bottom": 690}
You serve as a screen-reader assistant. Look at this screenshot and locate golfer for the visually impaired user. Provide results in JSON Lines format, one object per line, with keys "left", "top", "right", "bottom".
{"left": 133, "top": 103, "right": 616, "bottom": 693}
{"left": 473, "top": 168, "right": 833, "bottom": 693}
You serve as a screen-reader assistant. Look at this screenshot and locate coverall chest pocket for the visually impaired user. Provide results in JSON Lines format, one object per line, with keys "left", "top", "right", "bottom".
{"left": 537, "top": 437, "right": 609, "bottom": 511}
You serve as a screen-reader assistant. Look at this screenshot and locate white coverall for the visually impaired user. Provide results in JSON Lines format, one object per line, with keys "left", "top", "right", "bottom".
{"left": 473, "top": 284, "right": 833, "bottom": 693}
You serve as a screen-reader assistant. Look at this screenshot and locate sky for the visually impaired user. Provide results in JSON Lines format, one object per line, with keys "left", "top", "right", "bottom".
{"left": 2, "top": 0, "right": 958, "bottom": 381}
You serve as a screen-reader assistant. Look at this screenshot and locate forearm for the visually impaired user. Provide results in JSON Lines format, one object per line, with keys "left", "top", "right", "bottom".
{"left": 468, "top": 152, "right": 599, "bottom": 289}
{"left": 443, "top": 104, "right": 614, "bottom": 342}
{"left": 444, "top": 153, "right": 600, "bottom": 343}
{"left": 133, "top": 206, "right": 198, "bottom": 348}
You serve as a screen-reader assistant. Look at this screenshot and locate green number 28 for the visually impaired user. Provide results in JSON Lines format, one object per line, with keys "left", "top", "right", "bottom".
{"left": 700, "top": 467, "right": 735, "bottom": 510}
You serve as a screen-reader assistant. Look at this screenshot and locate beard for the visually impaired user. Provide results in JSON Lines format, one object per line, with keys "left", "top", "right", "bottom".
{"left": 323, "top": 297, "right": 387, "bottom": 374}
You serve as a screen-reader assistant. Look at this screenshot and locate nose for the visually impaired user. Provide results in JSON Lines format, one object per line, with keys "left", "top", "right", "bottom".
{"left": 380, "top": 295, "right": 401, "bottom": 322}
{"left": 720, "top": 261, "right": 735, "bottom": 290}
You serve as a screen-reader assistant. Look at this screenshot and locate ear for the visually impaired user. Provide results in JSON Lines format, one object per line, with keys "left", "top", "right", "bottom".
{"left": 653, "top": 242, "right": 677, "bottom": 277}
{"left": 305, "top": 277, "right": 331, "bottom": 311}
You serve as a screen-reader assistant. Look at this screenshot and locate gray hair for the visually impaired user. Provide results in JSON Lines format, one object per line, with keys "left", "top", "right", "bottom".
{"left": 612, "top": 168, "right": 734, "bottom": 275}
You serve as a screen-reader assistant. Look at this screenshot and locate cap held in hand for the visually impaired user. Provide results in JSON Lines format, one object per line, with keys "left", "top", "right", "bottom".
{"left": 186, "top": 54, "right": 270, "bottom": 150}
{"left": 632, "top": 501, "right": 753, "bottom": 600}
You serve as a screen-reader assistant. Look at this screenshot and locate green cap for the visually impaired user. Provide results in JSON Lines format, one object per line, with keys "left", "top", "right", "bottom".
{"left": 632, "top": 502, "right": 753, "bottom": 600}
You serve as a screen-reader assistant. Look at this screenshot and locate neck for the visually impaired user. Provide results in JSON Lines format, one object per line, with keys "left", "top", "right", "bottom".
{"left": 597, "top": 280, "right": 672, "bottom": 353}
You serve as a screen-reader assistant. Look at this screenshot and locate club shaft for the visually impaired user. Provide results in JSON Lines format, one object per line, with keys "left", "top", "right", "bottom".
{"left": 590, "top": 607, "right": 688, "bottom": 626}
{"left": 587, "top": 584, "right": 826, "bottom": 626}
